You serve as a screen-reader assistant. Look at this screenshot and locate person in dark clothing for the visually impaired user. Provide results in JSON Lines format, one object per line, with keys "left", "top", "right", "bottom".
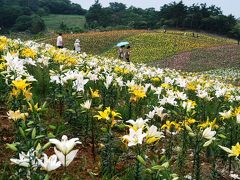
{"left": 118, "top": 45, "right": 124, "bottom": 59}
{"left": 124, "top": 46, "right": 131, "bottom": 62}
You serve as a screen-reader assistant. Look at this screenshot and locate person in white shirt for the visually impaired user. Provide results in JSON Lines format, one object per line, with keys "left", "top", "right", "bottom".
{"left": 56, "top": 33, "right": 63, "bottom": 48}
{"left": 74, "top": 39, "right": 81, "bottom": 53}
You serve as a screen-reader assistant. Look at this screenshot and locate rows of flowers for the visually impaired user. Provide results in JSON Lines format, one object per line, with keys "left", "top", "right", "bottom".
{"left": 0, "top": 35, "right": 240, "bottom": 179}
{"left": 40, "top": 30, "right": 145, "bottom": 55}
{"left": 104, "top": 30, "right": 235, "bottom": 63}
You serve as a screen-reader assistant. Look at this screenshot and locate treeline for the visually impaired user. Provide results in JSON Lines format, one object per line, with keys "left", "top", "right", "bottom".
{"left": 86, "top": 1, "right": 240, "bottom": 41}
{"left": 0, "top": 0, "right": 239, "bottom": 42}
{"left": 0, "top": 0, "right": 86, "bottom": 33}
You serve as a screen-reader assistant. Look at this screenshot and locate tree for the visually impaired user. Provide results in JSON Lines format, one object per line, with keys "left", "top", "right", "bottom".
{"left": 0, "top": 6, "right": 24, "bottom": 28}
{"left": 13, "top": 15, "right": 32, "bottom": 31}
{"left": 13, "top": 15, "right": 45, "bottom": 34}
{"left": 230, "top": 24, "right": 240, "bottom": 44}
{"left": 85, "top": 0, "right": 104, "bottom": 28}
{"left": 159, "top": 1, "right": 187, "bottom": 28}
{"left": 30, "top": 15, "right": 45, "bottom": 33}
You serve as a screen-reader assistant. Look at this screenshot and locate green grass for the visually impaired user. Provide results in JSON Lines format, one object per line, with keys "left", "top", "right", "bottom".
{"left": 42, "top": 14, "right": 85, "bottom": 31}
{"left": 39, "top": 30, "right": 237, "bottom": 67}
{"left": 40, "top": 30, "right": 146, "bottom": 55}
{"left": 103, "top": 31, "right": 235, "bottom": 63}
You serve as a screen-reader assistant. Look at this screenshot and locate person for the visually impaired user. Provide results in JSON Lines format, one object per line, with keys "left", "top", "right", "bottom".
{"left": 162, "top": 25, "right": 167, "bottom": 33}
{"left": 124, "top": 46, "right": 131, "bottom": 63}
{"left": 74, "top": 39, "right": 81, "bottom": 53}
{"left": 118, "top": 45, "right": 124, "bottom": 59}
{"left": 56, "top": 33, "right": 63, "bottom": 48}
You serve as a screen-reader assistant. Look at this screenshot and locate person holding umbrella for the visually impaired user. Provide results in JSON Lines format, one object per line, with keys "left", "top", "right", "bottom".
{"left": 118, "top": 45, "right": 124, "bottom": 59}
{"left": 124, "top": 45, "right": 131, "bottom": 63}
{"left": 116, "top": 41, "right": 129, "bottom": 61}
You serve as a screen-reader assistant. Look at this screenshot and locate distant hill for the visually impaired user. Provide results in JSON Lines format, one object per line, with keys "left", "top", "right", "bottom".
{"left": 42, "top": 14, "right": 86, "bottom": 32}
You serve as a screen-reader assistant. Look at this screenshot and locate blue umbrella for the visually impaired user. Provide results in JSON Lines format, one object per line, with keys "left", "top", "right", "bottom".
{"left": 116, "top": 41, "right": 129, "bottom": 47}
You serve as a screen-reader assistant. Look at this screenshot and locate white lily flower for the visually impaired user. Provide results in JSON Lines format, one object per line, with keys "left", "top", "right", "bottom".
{"left": 49, "top": 135, "right": 81, "bottom": 155}
{"left": 182, "top": 100, "right": 196, "bottom": 112}
{"left": 197, "top": 89, "right": 213, "bottom": 101}
{"left": 50, "top": 74, "right": 64, "bottom": 85}
{"left": 219, "top": 110, "right": 232, "bottom": 119}
{"left": 146, "top": 125, "right": 164, "bottom": 144}
{"left": 176, "top": 91, "right": 188, "bottom": 100}
{"left": 104, "top": 74, "right": 113, "bottom": 89}
{"left": 38, "top": 153, "right": 61, "bottom": 171}
{"left": 73, "top": 73, "right": 89, "bottom": 92}
{"left": 10, "top": 148, "right": 38, "bottom": 168}
{"left": 236, "top": 114, "right": 240, "bottom": 124}
{"left": 87, "top": 72, "right": 99, "bottom": 81}
{"left": 126, "top": 118, "right": 149, "bottom": 130}
{"left": 54, "top": 147, "right": 78, "bottom": 167}
{"left": 81, "top": 100, "right": 92, "bottom": 110}
{"left": 202, "top": 127, "right": 216, "bottom": 144}
{"left": 116, "top": 77, "right": 124, "bottom": 88}
{"left": 122, "top": 128, "right": 146, "bottom": 147}
{"left": 154, "top": 106, "right": 167, "bottom": 119}
{"left": 154, "top": 87, "right": 163, "bottom": 99}
{"left": 145, "top": 110, "right": 155, "bottom": 119}
{"left": 10, "top": 152, "right": 30, "bottom": 167}
{"left": 215, "top": 88, "right": 227, "bottom": 98}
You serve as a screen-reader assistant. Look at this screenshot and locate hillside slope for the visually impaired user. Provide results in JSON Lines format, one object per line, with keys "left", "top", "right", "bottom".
{"left": 156, "top": 45, "right": 240, "bottom": 72}
{"left": 40, "top": 30, "right": 235, "bottom": 64}
{"left": 42, "top": 14, "right": 85, "bottom": 31}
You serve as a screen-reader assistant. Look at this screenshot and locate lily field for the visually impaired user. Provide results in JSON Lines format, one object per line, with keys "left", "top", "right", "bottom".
{"left": 40, "top": 30, "right": 235, "bottom": 64}
{"left": 0, "top": 33, "right": 240, "bottom": 179}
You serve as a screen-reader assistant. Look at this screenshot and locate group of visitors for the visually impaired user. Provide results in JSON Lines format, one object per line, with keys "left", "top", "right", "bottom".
{"left": 57, "top": 33, "right": 131, "bottom": 61}
{"left": 118, "top": 45, "right": 131, "bottom": 62}
{"left": 56, "top": 33, "right": 81, "bottom": 53}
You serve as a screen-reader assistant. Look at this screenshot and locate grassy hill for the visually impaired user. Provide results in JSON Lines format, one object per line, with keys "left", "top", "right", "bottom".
{"left": 42, "top": 14, "right": 85, "bottom": 31}
{"left": 40, "top": 30, "right": 146, "bottom": 54}
{"left": 104, "top": 31, "right": 235, "bottom": 63}
{"left": 40, "top": 30, "right": 236, "bottom": 64}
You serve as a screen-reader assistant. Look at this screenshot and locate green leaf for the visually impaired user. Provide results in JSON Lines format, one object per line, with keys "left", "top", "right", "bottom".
{"left": 49, "top": 125, "right": 56, "bottom": 130}
{"left": 185, "top": 125, "right": 193, "bottom": 132}
{"left": 48, "top": 132, "right": 55, "bottom": 138}
{"left": 36, "top": 143, "right": 42, "bottom": 151}
{"left": 42, "top": 142, "right": 52, "bottom": 150}
{"left": 32, "top": 128, "right": 36, "bottom": 139}
{"left": 66, "top": 109, "right": 76, "bottom": 114}
{"left": 19, "top": 127, "right": 26, "bottom": 138}
{"left": 35, "top": 135, "right": 45, "bottom": 139}
{"left": 6, "top": 143, "right": 18, "bottom": 151}
{"left": 25, "top": 128, "right": 33, "bottom": 132}
{"left": 218, "top": 134, "right": 227, "bottom": 139}
{"left": 161, "top": 162, "right": 169, "bottom": 168}
{"left": 56, "top": 94, "right": 63, "bottom": 98}
{"left": 188, "top": 132, "right": 196, "bottom": 137}
{"left": 101, "top": 128, "right": 107, "bottom": 133}
{"left": 137, "top": 155, "right": 146, "bottom": 165}
{"left": 44, "top": 174, "right": 49, "bottom": 180}
{"left": 145, "top": 168, "right": 153, "bottom": 174}
{"left": 151, "top": 165, "right": 162, "bottom": 170}
{"left": 27, "top": 121, "right": 34, "bottom": 126}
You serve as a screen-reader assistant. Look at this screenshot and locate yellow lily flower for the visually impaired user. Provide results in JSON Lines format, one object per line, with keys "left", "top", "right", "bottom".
{"left": 129, "top": 85, "right": 146, "bottom": 102}
{"left": 219, "top": 142, "right": 240, "bottom": 157}
{"left": 12, "top": 79, "right": 31, "bottom": 91}
{"left": 28, "top": 102, "right": 41, "bottom": 112}
{"left": 7, "top": 110, "right": 28, "bottom": 121}
{"left": 90, "top": 88, "right": 100, "bottom": 98}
